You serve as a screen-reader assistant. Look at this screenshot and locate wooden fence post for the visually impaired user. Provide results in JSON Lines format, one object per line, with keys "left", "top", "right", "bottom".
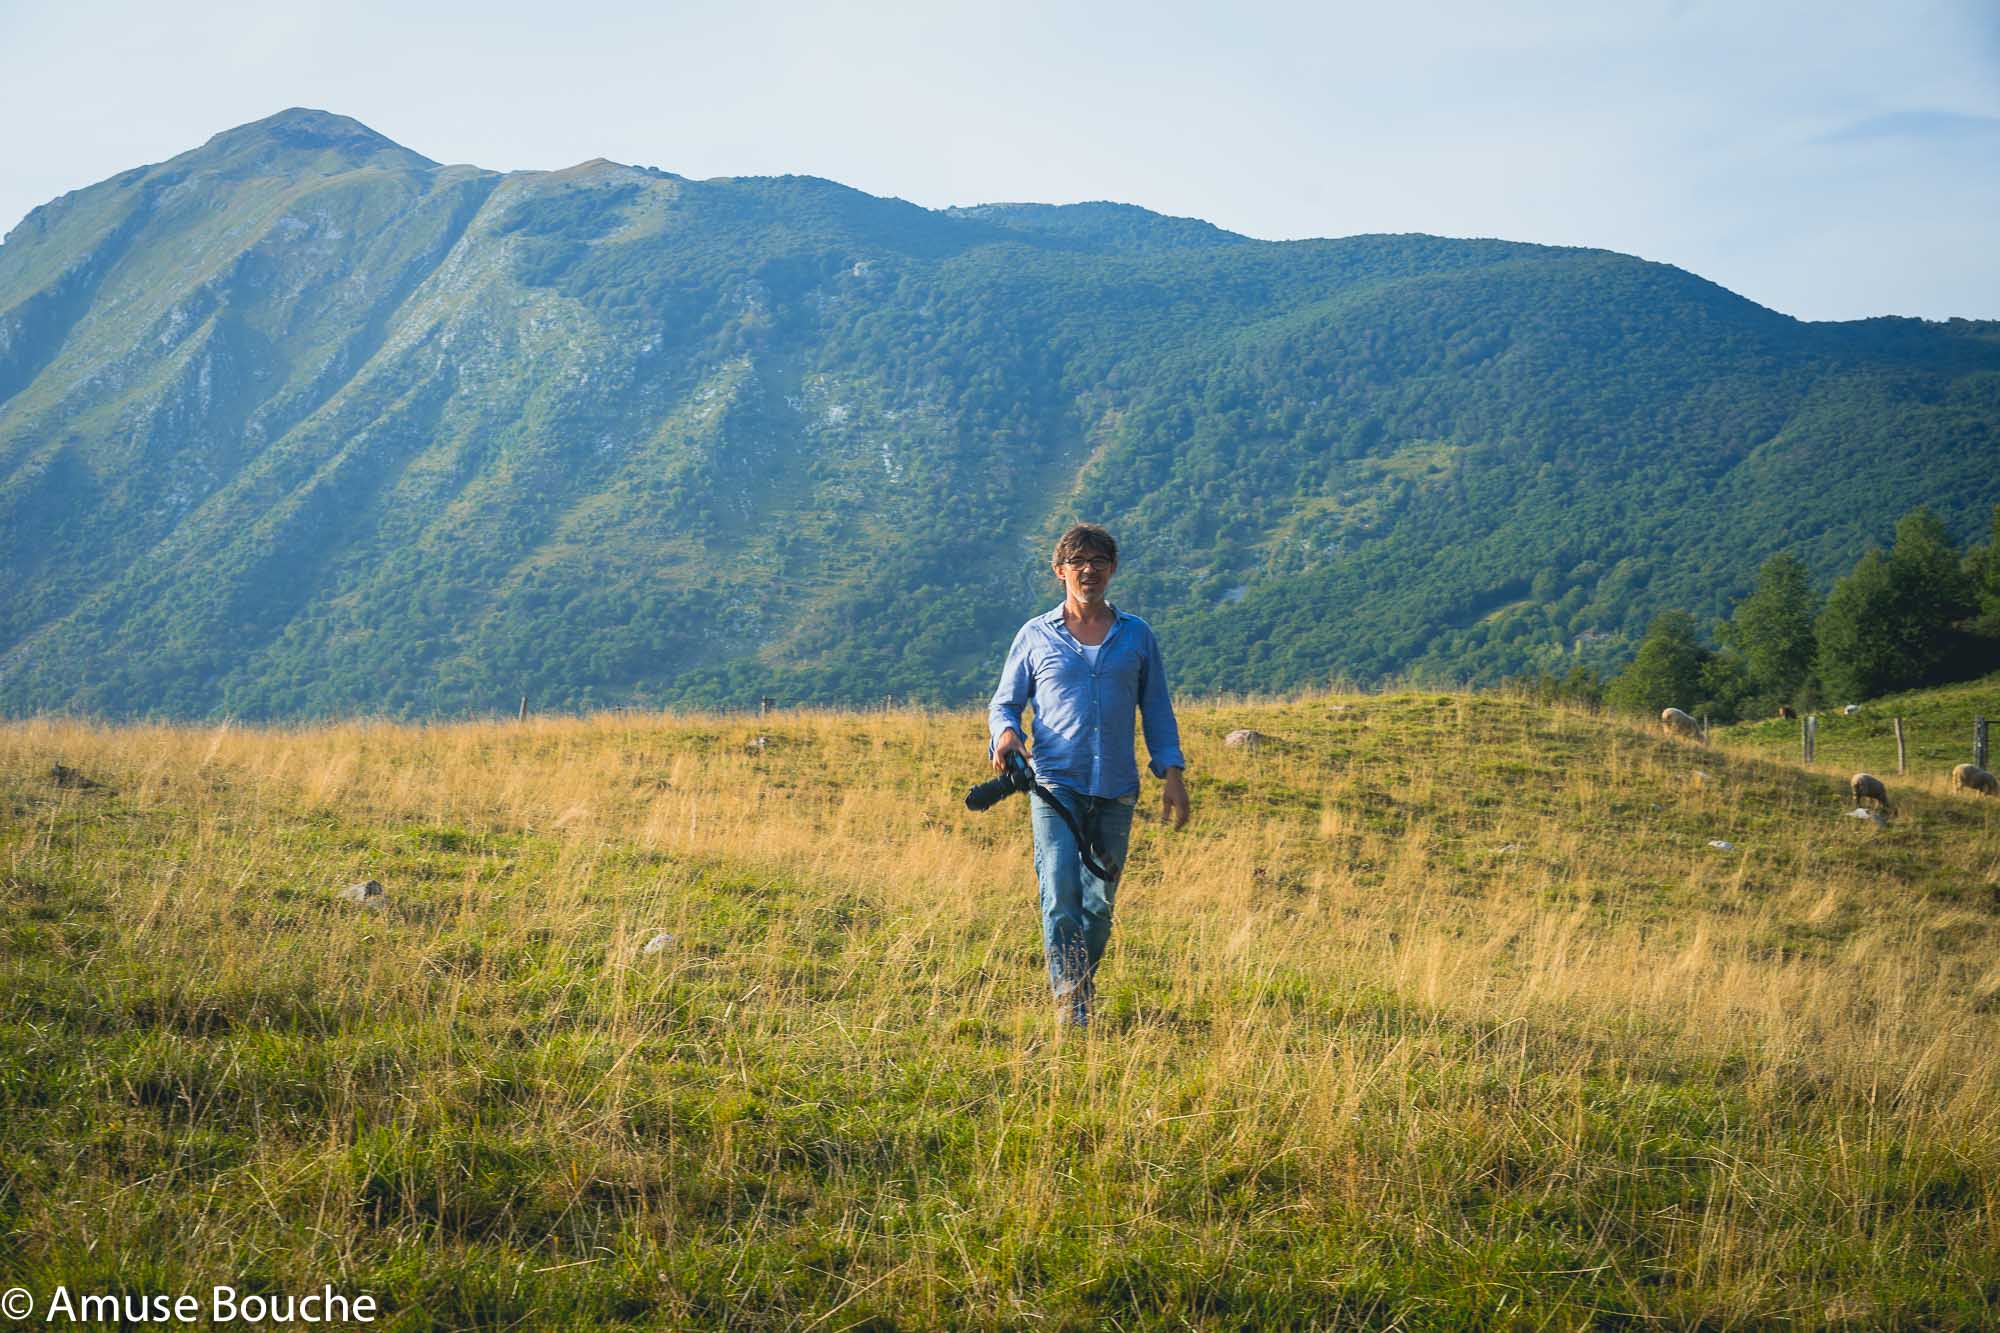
{"left": 1894, "top": 718, "right": 1906, "bottom": 775}
{"left": 760, "top": 695, "right": 775, "bottom": 718}
{"left": 518, "top": 695, "right": 527, "bottom": 722}
{"left": 1803, "top": 714, "right": 1816, "bottom": 765}
{"left": 1978, "top": 717, "right": 1990, "bottom": 773}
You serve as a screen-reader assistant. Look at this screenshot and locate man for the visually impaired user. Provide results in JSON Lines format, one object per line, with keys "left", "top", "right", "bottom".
{"left": 988, "top": 523, "right": 1190, "bottom": 1029}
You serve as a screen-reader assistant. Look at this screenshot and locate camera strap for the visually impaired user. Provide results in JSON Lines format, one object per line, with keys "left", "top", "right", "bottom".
{"left": 1029, "top": 783, "right": 1122, "bottom": 884}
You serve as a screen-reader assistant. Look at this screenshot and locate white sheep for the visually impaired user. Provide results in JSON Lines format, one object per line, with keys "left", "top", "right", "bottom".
{"left": 1849, "top": 772, "right": 1894, "bottom": 816}
{"left": 1660, "top": 707, "right": 1702, "bottom": 740}
{"left": 1951, "top": 763, "right": 1999, "bottom": 797}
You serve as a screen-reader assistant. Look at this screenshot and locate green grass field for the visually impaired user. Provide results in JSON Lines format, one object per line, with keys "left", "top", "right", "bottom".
{"left": 4, "top": 689, "right": 1998, "bottom": 1328}
{"left": 1721, "top": 672, "right": 2000, "bottom": 790}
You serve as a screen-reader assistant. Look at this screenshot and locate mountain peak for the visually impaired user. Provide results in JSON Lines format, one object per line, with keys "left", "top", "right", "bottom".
{"left": 187, "top": 108, "right": 438, "bottom": 173}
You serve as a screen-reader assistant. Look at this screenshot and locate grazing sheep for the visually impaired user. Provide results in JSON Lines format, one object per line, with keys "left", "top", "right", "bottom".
{"left": 1841, "top": 703, "right": 1862, "bottom": 716}
{"left": 1777, "top": 705, "right": 1797, "bottom": 720}
{"left": 1660, "top": 707, "right": 1702, "bottom": 740}
{"left": 1952, "top": 763, "right": 1999, "bottom": 797}
{"left": 1849, "top": 772, "right": 1894, "bottom": 815}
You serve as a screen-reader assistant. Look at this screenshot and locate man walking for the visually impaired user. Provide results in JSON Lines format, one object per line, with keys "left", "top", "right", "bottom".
{"left": 988, "top": 524, "right": 1190, "bottom": 1029}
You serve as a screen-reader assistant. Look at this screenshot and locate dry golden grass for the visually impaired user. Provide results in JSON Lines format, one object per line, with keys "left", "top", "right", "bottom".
{"left": 4, "top": 690, "right": 1998, "bottom": 1327}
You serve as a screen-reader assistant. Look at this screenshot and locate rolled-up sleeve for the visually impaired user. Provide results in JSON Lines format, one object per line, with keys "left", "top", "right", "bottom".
{"left": 1137, "top": 624, "right": 1185, "bottom": 777}
{"left": 987, "top": 624, "right": 1035, "bottom": 758}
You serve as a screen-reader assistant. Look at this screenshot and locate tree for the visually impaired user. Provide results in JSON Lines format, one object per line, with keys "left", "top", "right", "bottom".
{"left": 1817, "top": 508, "right": 1984, "bottom": 703}
{"left": 1815, "top": 550, "right": 1900, "bottom": 701}
{"left": 1889, "top": 506, "right": 1977, "bottom": 652}
{"left": 1698, "top": 651, "right": 1754, "bottom": 723}
{"left": 1719, "top": 552, "right": 1819, "bottom": 704}
{"left": 1516, "top": 663, "right": 1605, "bottom": 708}
{"left": 1606, "top": 610, "right": 1709, "bottom": 716}
{"left": 1970, "top": 503, "right": 2000, "bottom": 637}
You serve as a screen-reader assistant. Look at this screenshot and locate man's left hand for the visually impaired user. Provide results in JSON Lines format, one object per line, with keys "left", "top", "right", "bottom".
{"left": 1161, "top": 769, "right": 1190, "bottom": 830}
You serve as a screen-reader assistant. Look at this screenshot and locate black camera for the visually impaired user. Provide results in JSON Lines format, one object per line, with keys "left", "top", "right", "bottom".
{"left": 966, "top": 750, "right": 1034, "bottom": 811}
{"left": 963, "top": 749, "right": 1121, "bottom": 882}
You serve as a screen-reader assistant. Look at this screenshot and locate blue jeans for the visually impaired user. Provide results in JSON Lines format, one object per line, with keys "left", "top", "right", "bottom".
{"left": 1031, "top": 785, "right": 1135, "bottom": 1022}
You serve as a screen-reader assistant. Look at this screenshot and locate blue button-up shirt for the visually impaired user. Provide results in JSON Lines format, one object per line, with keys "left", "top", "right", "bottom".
{"left": 987, "top": 604, "right": 1186, "bottom": 800}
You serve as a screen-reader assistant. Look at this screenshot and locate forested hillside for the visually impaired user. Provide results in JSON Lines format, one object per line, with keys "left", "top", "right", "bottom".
{"left": 3, "top": 109, "right": 1997, "bottom": 718}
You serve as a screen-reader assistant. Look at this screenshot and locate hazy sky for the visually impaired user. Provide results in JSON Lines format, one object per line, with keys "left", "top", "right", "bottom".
{"left": 3, "top": 0, "right": 1996, "bottom": 322}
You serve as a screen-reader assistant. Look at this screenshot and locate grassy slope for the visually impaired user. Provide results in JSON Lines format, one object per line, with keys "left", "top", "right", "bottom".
{"left": 3, "top": 692, "right": 1998, "bottom": 1328}
{"left": 1722, "top": 671, "right": 2000, "bottom": 783}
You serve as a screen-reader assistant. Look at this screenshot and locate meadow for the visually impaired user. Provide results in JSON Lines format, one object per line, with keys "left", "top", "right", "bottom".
{"left": 1722, "top": 674, "right": 1998, "bottom": 787}
{"left": 3, "top": 689, "right": 1998, "bottom": 1328}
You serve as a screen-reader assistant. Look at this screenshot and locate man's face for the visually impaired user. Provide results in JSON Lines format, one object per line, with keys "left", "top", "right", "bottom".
{"left": 1054, "top": 550, "right": 1116, "bottom": 605}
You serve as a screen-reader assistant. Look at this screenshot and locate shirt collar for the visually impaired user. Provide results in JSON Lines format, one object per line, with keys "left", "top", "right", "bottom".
{"left": 1044, "top": 604, "right": 1123, "bottom": 630}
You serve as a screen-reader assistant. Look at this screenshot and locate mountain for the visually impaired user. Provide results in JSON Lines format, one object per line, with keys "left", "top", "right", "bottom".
{"left": 3, "top": 109, "right": 1998, "bottom": 719}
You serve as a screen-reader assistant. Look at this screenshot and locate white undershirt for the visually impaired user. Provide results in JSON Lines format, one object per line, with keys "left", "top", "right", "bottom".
{"left": 1078, "top": 641, "right": 1102, "bottom": 667}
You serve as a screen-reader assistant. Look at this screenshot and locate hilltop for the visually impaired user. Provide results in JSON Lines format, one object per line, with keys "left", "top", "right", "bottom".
{"left": 3, "top": 109, "right": 1999, "bottom": 719}
{"left": 3, "top": 691, "right": 1997, "bottom": 1324}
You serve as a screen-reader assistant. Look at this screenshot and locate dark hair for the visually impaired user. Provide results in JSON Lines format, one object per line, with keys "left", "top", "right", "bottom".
{"left": 1053, "top": 523, "right": 1117, "bottom": 567}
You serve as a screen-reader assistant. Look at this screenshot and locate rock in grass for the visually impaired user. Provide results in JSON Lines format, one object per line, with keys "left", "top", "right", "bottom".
{"left": 339, "top": 879, "right": 385, "bottom": 905}
{"left": 1224, "top": 729, "right": 1272, "bottom": 750}
{"left": 1847, "top": 808, "right": 1886, "bottom": 825}
{"left": 642, "top": 930, "right": 676, "bottom": 955}
{"left": 50, "top": 764, "right": 106, "bottom": 790}
{"left": 1707, "top": 839, "right": 1737, "bottom": 851}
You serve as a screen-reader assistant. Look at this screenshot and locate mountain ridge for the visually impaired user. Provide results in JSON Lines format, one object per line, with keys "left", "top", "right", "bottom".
{"left": 2, "top": 111, "right": 1996, "bottom": 719}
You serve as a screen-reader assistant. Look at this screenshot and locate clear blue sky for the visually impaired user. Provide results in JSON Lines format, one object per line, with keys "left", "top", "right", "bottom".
{"left": 3, "top": 0, "right": 1995, "bottom": 322}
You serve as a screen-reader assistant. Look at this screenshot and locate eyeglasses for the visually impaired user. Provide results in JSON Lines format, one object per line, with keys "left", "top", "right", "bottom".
{"left": 1061, "top": 557, "right": 1114, "bottom": 571}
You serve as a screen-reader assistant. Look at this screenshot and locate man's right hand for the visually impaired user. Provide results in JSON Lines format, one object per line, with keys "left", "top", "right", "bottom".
{"left": 993, "top": 729, "right": 1026, "bottom": 773}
